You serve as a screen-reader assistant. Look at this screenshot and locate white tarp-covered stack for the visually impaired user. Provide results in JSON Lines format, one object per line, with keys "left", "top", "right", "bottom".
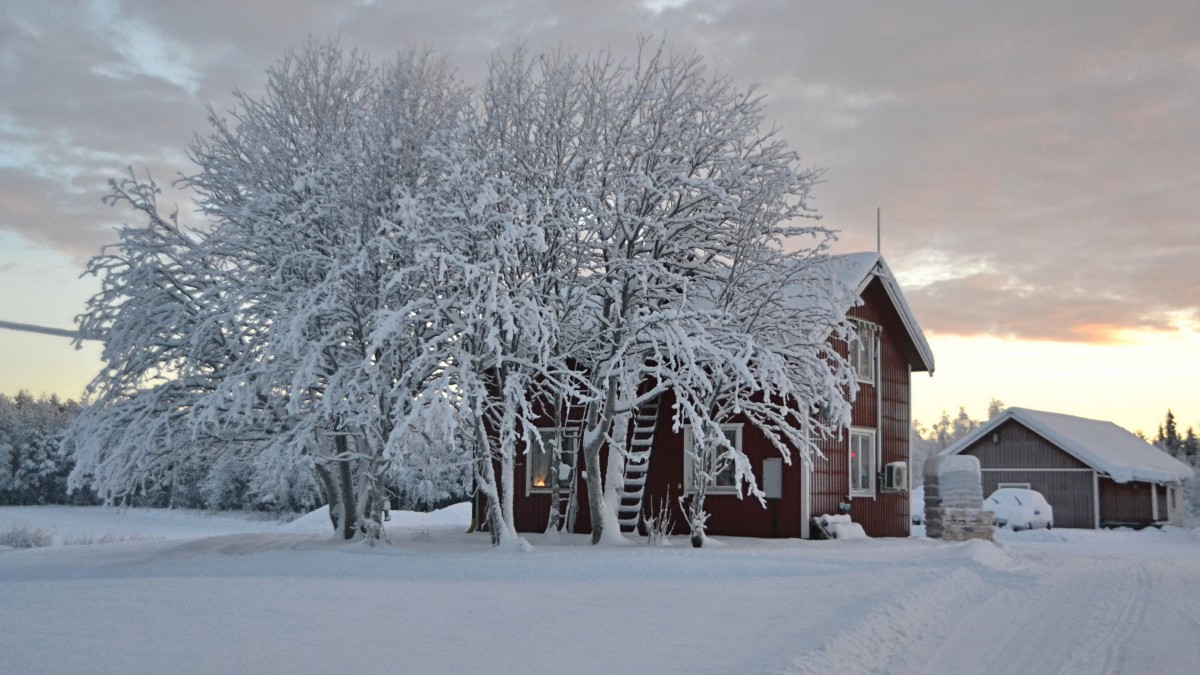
{"left": 923, "top": 455, "right": 994, "bottom": 541}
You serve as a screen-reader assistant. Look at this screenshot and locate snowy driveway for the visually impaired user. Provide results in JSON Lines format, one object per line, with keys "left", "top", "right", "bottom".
{"left": 2, "top": 508, "right": 1199, "bottom": 674}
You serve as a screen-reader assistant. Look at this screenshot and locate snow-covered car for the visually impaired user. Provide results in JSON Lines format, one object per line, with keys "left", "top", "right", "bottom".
{"left": 911, "top": 485, "right": 925, "bottom": 525}
{"left": 985, "top": 488, "right": 1053, "bottom": 530}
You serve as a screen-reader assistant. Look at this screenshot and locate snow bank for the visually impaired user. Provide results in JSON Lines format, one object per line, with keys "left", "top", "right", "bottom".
{"left": 279, "top": 502, "right": 473, "bottom": 534}
{"left": 0, "top": 505, "right": 279, "bottom": 543}
{"left": 816, "top": 514, "right": 868, "bottom": 540}
{"left": 3, "top": 506, "right": 1200, "bottom": 673}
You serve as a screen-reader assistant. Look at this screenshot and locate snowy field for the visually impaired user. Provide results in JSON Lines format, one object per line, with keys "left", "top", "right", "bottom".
{"left": 2, "top": 506, "right": 1199, "bottom": 674}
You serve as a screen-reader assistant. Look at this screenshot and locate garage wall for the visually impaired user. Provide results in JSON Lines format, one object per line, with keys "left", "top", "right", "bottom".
{"left": 1098, "top": 478, "right": 1156, "bottom": 526}
{"left": 980, "top": 469, "right": 1095, "bottom": 528}
{"left": 960, "top": 419, "right": 1096, "bottom": 528}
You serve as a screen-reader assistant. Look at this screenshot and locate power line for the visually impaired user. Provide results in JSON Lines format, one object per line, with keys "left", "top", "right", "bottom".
{"left": 0, "top": 319, "right": 81, "bottom": 340}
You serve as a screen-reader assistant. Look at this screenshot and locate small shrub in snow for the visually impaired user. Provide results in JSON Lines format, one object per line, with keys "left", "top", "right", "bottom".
{"left": 643, "top": 495, "right": 675, "bottom": 545}
{"left": 60, "top": 532, "right": 159, "bottom": 546}
{"left": 0, "top": 526, "right": 54, "bottom": 548}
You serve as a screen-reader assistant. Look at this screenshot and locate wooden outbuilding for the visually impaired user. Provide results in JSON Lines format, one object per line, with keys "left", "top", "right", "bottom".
{"left": 940, "top": 407, "right": 1193, "bottom": 529}
{"left": 497, "top": 252, "right": 934, "bottom": 539}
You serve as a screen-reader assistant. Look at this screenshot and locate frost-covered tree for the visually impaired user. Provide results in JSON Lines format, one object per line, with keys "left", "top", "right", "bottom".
{"left": 480, "top": 42, "right": 855, "bottom": 546}
{"left": 70, "top": 43, "right": 476, "bottom": 538}
{"left": 370, "top": 113, "right": 565, "bottom": 546}
{"left": 912, "top": 400, "right": 1003, "bottom": 486}
{"left": 0, "top": 392, "right": 84, "bottom": 505}
{"left": 71, "top": 39, "right": 857, "bottom": 548}
{"left": 986, "top": 398, "right": 1006, "bottom": 419}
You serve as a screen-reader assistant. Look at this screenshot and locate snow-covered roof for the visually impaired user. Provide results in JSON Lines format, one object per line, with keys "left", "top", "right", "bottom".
{"left": 942, "top": 407, "right": 1195, "bottom": 484}
{"left": 825, "top": 252, "right": 935, "bottom": 373}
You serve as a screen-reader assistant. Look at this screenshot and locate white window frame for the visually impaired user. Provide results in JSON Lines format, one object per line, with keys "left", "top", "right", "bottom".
{"left": 849, "top": 427, "right": 876, "bottom": 497}
{"left": 526, "top": 427, "right": 579, "bottom": 495}
{"left": 849, "top": 319, "right": 876, "bottom": 384}
{"left": 997, "top": 482, "right": 1031, "bottom": 490}
{"left": 683, "top": 424, "right": 743, "bottom": 495}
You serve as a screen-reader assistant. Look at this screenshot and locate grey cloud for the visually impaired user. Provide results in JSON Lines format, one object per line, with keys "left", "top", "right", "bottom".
{"left": 1, "top": 0, "right": 1198, "bottom": 341}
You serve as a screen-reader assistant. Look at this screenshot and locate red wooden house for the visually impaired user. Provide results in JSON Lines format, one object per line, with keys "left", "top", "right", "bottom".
{"left": 498, "top": 252, "right": 934, "bottom": 539}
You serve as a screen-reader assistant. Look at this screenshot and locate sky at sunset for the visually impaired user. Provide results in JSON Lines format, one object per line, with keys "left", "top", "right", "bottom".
{"left": 1, "top": 1, "right": 1197, "bottom": 436}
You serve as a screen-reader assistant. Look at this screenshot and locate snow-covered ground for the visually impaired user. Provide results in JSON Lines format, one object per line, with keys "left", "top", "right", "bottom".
{"left": 2, "top": 506, "right": 1199, "bottom": 674}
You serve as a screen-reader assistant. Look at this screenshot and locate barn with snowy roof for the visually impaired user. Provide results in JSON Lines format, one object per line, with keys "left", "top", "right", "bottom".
{"left": 940, "top": 407, "right": 1194, "bottom": 528}
{"left": 493, "top": 252, "right": 934, "bottom": 540}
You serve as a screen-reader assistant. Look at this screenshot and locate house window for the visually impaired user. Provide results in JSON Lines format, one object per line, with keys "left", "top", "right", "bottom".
{"left": 527, "top": 428, "right": 579, "bottom": 494}
{"left": 849, "top": 428, "right": 875, "bottom": 496}
{"left": 849, "top": 319, "right": 876, "bottom": 383}
{"left": 997, "top": 482, "right": 1031, "bottom": 490}
{"left": 683, "top": 425, "right": 742, "bottom": 494}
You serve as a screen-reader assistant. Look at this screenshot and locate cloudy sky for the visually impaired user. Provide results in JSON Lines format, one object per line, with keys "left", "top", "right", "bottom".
{"left": 2, "top": 0, "right": 1197, "bottom": 434}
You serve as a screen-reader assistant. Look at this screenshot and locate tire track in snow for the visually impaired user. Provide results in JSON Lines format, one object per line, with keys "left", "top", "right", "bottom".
{"left": 1061, "top": 562, "right": 1149, "bottom": 674}
{"left": 915, "top": 554, "right": 1154, "bottom": 674}
{"left": 782, "top": 563, "right": 1002, "bottom": 674}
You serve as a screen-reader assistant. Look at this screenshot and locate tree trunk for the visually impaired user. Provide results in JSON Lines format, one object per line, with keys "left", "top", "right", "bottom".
{"left": 335, "top": 436, "right": 358, "bottom": 540}
{"left": 314, "top": 463, "right": 340, "bottom": 532}
{"left": 582, "top": 380, "right": 618, "bottom": 544}
{"left": 473, "top": 411, "right": 518, "bottom": 546}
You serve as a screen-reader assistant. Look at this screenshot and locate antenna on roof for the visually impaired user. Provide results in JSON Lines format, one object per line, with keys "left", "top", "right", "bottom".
{"left": 876, "top": 207, "right": 881, "bottom": 255}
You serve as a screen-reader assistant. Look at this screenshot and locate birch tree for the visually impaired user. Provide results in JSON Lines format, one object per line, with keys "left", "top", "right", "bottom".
{"left": 483, "top": 41, "right": 856, "bottom": 545}
{"left": 70, "top": 44, "right": 474, "bottom": 538}
{"left": 71, "top": 39, "right": 856, "bottom": 549}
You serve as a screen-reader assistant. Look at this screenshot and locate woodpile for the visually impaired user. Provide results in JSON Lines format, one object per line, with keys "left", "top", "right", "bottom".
{"left": 923, "top": 455, "right": 995, "bottom": 541}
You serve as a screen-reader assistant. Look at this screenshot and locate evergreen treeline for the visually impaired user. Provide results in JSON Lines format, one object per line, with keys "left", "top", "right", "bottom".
{"left": 2, "top": 390, "right": 463, "bottom": 514}
{"left": 0, "top": 390, "right": 327, "bottom": 512}
{"left": 1151, "top": 409, "right": 1199, "bottom": 521}
{"left": 1151, "top": 409, "right": 1200, "bottom": 459}
{"left": 0, "top": 391, "right": 92, "bottom": 505}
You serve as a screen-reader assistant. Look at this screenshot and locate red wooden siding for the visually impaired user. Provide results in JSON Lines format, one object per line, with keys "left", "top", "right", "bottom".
{"left": 1098, "top": 478, "right": 1156, "bottom": 526}
{"left": 645, "top": 400, "right": 808, "bottom": 539}
{"left": 813, "top": 277, "right": 913, "bottom": 537}
{"left": 497, "top": 273, "right": 922, "bottom": 539}
{"left": 506, "top": 394, "right": 809, "bottom": 538}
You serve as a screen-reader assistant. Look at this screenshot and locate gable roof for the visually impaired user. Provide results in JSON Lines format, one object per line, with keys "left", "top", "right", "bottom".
{"left": 942, "top": 407, "right": 1195, "bottom": 484}
{"left": 827, "top": 252, "right": 935, "bottom": 373}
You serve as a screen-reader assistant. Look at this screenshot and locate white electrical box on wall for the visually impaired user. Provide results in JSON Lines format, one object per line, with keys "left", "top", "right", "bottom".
{"left": 763, "top": 458, "right": 782, "bottom": 499}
